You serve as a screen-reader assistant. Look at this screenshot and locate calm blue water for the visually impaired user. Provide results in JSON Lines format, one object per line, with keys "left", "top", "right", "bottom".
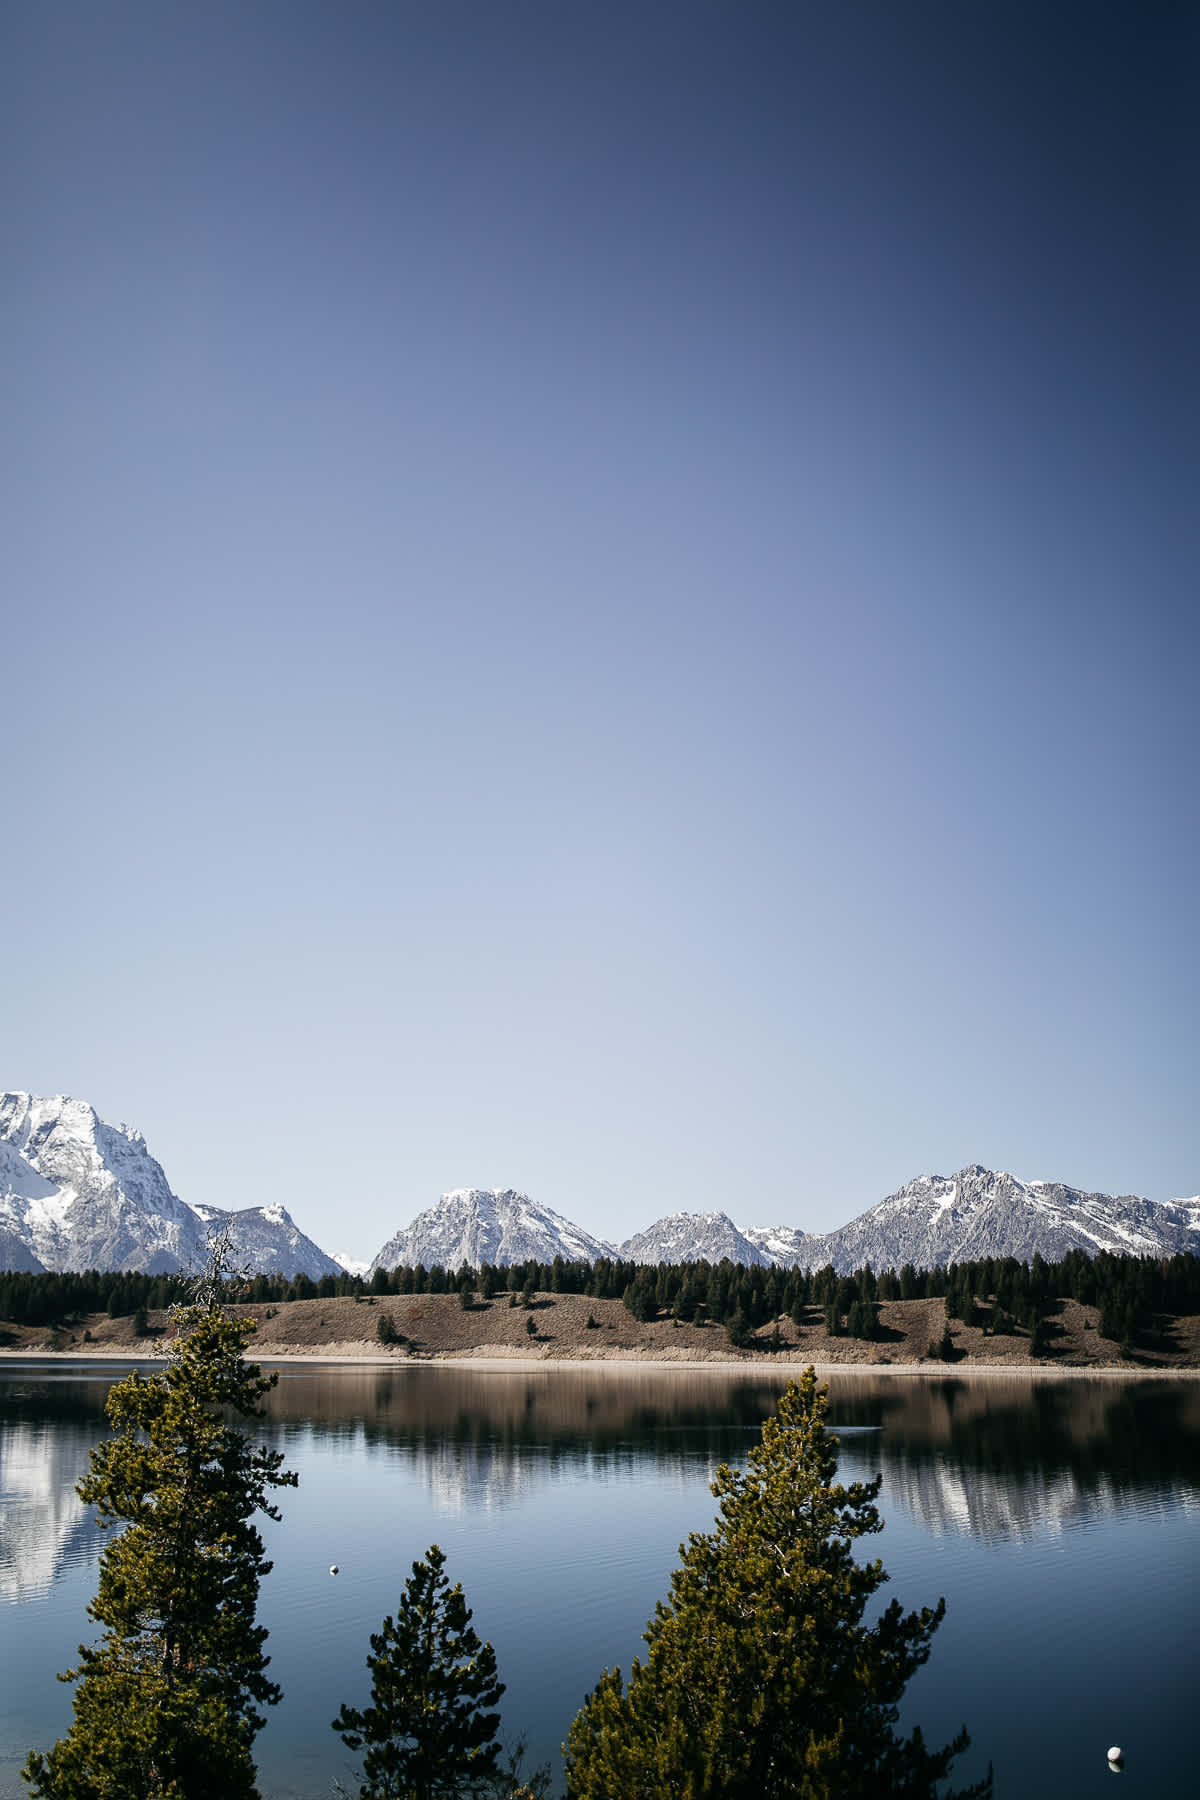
{"left": 2, "top": 1362, "right": 1197, "bottom": 1797}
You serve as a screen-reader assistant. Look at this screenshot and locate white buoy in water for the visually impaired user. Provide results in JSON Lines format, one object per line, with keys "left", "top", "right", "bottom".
{"left": 1107, "top": 1747, "right": 1124, "bottom": 1768}
{"left": 330, "top": 1564, "right": 339, "bottom": 1576}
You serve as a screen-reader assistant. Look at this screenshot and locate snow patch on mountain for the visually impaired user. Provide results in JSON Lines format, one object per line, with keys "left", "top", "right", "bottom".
{"left": 0, "top": 1136, "right": 65, "bottom": 1269}
{"left": 744, "top": 1223, "right": 812, "bottom": 1266}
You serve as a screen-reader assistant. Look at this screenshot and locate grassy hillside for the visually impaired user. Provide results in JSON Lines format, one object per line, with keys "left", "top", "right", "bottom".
{"left": 4, "top": 1289, "right": 1199, "bottom": 1367}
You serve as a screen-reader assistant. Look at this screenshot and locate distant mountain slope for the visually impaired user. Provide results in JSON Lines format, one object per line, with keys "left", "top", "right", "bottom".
{"left": 0, "top": 1093, "right": 340, "bottom": 1278}
{"left": 331, "top": 1251, "right": 370, "bottom": 1278}
{"left": 780, "top": 1166, "right": 1200, "bottom": 1274}
{"left": 620, "top": 1211, "right": 770, "bottom": 1267}
{"left": 191, "top": 1203, "right": 342, "bottom": 1280}
{"left": 743, "top": 1223, "right": 812, "bottom": 1266}
{"left": 370, "top": 1188, "right": 617, "bottom": 1273}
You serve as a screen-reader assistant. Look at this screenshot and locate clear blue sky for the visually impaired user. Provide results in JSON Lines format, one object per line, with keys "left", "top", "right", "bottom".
{"left": 4, "top": 2, "right": 1196, "bottom": 1260}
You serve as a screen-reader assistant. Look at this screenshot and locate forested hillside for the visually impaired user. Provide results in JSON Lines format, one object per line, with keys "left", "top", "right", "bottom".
{"left": 3, "top": 1250, "right": 1199, "bottom": 1367}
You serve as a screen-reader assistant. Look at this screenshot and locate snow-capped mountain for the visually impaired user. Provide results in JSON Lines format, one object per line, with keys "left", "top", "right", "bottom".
{"left": 0, "top": 1093, "right": 339, "bottom": 1278}
{"left": 369, "top": 1188, "right": 617, "bottom": 1273}
{"left": 620, "top": 1211, "right": 771, "bottom": 1267}
{"left": 774, "top": 1165, "right": 1200, "bottom": 1274}
{"left": 190, "top": 1203, "right": 342, "bottom": 1281}
{"left": 1, "top": 1093, "right": 207, "bottom": 1274}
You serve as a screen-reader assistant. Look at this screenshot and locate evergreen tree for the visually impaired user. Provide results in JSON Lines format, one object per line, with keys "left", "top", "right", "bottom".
{"left": 724, "top": 1310, "right": 752, "bottom": 1348}
{"left": 332, "top": 1544, "right": 506, "bottom": 1800}
{"left": 847, "top": 1298, "right": 876, "bottom": 1341}
{"left": 563, "top": 1369, "right": 989, "bottom": 1800}
{"left": 24, "top": 1270, "right": 296, "bottom": 1800}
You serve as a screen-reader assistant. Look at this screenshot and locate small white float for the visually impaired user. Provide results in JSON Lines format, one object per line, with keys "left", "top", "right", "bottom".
{"left": 1107, "top": 1746, "right": 1124, "bottom": 1769}
{"left": 330, "top": 1564, "right": 339, "bottom": 1576}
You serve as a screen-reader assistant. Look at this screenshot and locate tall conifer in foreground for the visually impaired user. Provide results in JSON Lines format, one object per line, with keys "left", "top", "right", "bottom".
{"left": 564, "top": 1368, "right": 991, "bottom": 1800}
{"left": 332, "top": 1543, "right": 507, "bottom": 1800}
{"left": 24, "top": 1246, "right": 296, "bottom": 1800}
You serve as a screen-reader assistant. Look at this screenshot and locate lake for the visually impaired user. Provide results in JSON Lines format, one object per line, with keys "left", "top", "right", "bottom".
{"left": 2, "top": 1360, "right": 1198, "bottom": 1797}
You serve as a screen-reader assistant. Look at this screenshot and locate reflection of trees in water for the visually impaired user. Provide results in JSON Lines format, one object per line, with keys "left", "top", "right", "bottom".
{"left": 821, "top": 1374, "right": 1200, "bottom": 1540}
{"left": 260, "top": 1366, "right": 791, "bottom": 1469}
{"left": 824, "top": 1373, "right": 1200, "bottom": 1483}
{"left": 5, "top": 1366, "right": 1200, "bottom": 1546}
{"left": 0, "top": 1369, "right": 138, "bottom": 1431}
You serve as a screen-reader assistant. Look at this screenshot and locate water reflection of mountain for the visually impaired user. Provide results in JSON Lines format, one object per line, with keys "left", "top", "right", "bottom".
{"left": 0, "top": 1419, "right": 104, "bottom": 1601}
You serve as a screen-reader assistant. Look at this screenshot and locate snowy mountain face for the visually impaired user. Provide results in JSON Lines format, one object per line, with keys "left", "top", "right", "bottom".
{"left": 620, "top": 1211, "right": 771, "bottom": 1267}
{"left": 370, "top": 1188, "right": 617, "bottom": 1274}
{"left": 743, "top": 1223, "right": 811, "bottom": 1266}
{"left": 0, "top": 1094, "right": 339, "bottom": 1279}
{"left": 0, "top": 1092, "right": 204, "bottom": 1274}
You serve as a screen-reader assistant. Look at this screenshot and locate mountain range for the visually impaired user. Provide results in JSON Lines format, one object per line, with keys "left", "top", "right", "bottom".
{"left": 3, "top": 1093, "right": 1196, "bottom": 1279}
{"left": 0, "top": 1093, "right": 340, "bottom": 1279}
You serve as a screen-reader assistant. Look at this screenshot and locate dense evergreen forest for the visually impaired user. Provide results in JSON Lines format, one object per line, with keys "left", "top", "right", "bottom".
{"left": 4, "top": 1249, "right": 1198, "bottom": 1356}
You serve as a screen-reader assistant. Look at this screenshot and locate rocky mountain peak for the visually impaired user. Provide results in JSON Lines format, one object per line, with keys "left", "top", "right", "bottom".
{"left": 369, "top": 1187, "right": 617, "bottom": 1274}
{"left": 619, "top": 1210, "right": 770, "bottom": 1267}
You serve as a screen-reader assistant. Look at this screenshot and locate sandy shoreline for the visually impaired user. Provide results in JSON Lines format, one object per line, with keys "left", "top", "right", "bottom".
{"left": 2, "top": 1347, "right": 1196, "bottom": 1378}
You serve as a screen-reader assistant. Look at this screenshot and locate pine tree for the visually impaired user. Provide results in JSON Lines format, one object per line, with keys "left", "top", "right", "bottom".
{"left": 24, "top": 1265, "right": 296, "bottom": 1800}
{"left": 564, "top": 1369, "right": 990, "bottom": 1800}
{"left": 332, "top": 1544, "right": 506, "bottom": 1800}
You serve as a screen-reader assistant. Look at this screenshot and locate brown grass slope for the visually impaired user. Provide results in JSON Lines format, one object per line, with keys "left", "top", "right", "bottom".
{"left": 4, "top": 1291, "right": 1200, "bottom": 1367}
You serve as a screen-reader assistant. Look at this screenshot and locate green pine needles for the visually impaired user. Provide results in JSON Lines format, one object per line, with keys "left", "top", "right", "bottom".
{"left": 332, "top": 1545, "right": 507, "bottom": 1800}
{"left": 23, "top": 1289, "right": 296, "bottom": 1800}
{"left": 563, "top": 1368, "right": 992, "bottom": 1800}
